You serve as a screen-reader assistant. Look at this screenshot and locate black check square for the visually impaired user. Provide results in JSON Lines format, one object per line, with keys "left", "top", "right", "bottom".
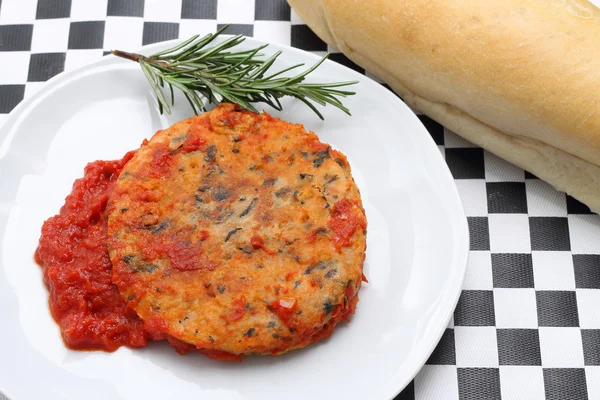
{"left": 536, "top": 291, "right": 579, "bottom": 327}
{"left": 255, "top": 0, "right": 291, "bottom": 20}
{"left": 573, "top": 255, "right": 600, "bottom": 289}
{"left": 457, "top": 368, "right": 501, "bottom": 400}
{"left": 216, "top": 24, "right": 253, "bottom": 37}
{"left": 419, "top": 115, "right": 444, "bottom": 146}
{"left": 497, "top": 329, "right": 541, "bottom": 365}
{"left": 181, "top": 0, "right": 217, "bottom": 19}
{"left": 393, "top": 381, "right": 414, "bottom": 400}
{"left": 0, "top": 85, "right": 25, "bottom": 113}
{"left": 291, "top": 25, "right": 327, "bottom": 51}
{"left": 27, "top": 53, "right": 66, "bottom": 82}
{"left": 567, "top": 195, "right": 594, "bottom": 215}
{"left": 68, "top": 21, "right": 105, "bottom": 50}
{"left": 107, "top": 0, "right": 145, "bottom": 17}
{"left": 328, "top": 53, "right": 365, "bottom": 74}
{"left": 468, "top": 217, "right": 490, "bottom": 251}
{"left": 525, "top": 170, "right": 539, "bottom": 179}
{"left": 426, "top": 329, "right": 455, "bottom": 365}
{"left": 36, "top": 0, "right": 71, "bottom": 19}
{"left": 491, "top": 253, "right": 534, "bottom": 288}
{"left": 454, "top": 290, "right": 495, "bottom": 326}
{"left": 0, "top": 25, "right": 33, "bottom": 51}
{"left": 582, "top": 329, "right": 600, "bottom": 366}
{"left": 487, "top": 182, "right": 527, "bottom": 214}
{"left": 530, "top": 217, "right": 571, "bottom": 251}
{"left": 543, "top": 369, "right": 588, "bottom": 400}
{"left": 143, "top": 22, "right": 179, "bottom": 46}
{"left": 445, "top": 148, "right": 485, "bottom": 179}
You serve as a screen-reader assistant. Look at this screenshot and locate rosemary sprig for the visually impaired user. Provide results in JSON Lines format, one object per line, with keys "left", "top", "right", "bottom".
{"left": 111, "top": 25, "right": 358, "bottom": 120}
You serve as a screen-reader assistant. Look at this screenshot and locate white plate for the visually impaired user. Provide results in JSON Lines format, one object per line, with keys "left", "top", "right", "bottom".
{"left": 0, "top": 36, "right": 468, "bottom": 400}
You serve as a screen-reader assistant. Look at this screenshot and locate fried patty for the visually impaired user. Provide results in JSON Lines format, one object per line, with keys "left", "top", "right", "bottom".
{"left": 107, "top": 103, "right": 367, "bottom": 358}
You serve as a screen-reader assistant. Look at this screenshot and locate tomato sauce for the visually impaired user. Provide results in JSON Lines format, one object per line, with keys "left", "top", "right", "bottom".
{"left": 166, "top": 241, "right": 214, "bottom": 271}
{"left": 327, "top": 199, "right": 368, "bottom": 249}
{"left": 268, "top": 298, "right": 297, "bottom": 325}
{"left": 34, "top": 152, "right": 152, "bottom": 352}
{"left": 250, "top": 234, "right": 276, "bottom": 255}
{"left": 181, "top": 124, "right": 207, "bottom": 153}
{"left": 222, "top": 295, "right": 247, "bottom": 322}
{"left": 147, "top": 143, "right": 174, "bottom": 178}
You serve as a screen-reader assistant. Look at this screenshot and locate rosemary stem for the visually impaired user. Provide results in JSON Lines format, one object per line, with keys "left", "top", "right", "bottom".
{"left": 111, "top": 49, "right": 142, "bottom": 63}
{"left": 112, "top": 50, "right": 171, "bottom": 71}
{"left": 111, "top": 28, "right": 357, "bottom": 118}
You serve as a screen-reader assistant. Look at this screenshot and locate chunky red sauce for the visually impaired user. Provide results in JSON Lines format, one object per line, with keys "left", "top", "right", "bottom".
{"left": 268, "top": 298, "right": 297, "bottom": 325}
{"left": 222, "top": 295, "right": 247, "bottom": 322}
{"left": 148, "top": 143, "right": 174, "bottom": 178}
{"left": 167, "top": 241, "right": 213, "bottom": 271}
{"left": 250, "top": 234, "right": 277, "bottom": 255}
{"left": 34, "top": 152, "right": 154, "bottom": 351}
{"left": 328, "top": 199, "right": 368, "bottom": 249}
{"left": 181, "top": 124, "right": 207, "bottom": 152}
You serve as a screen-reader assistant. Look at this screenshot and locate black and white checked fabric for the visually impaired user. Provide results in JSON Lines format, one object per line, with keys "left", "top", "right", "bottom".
{"left": 1, "top": 1, "right": 600, "bottom": 399}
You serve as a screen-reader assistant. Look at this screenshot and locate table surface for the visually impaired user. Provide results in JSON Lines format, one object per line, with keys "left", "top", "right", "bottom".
{"left": 1, "top": 1, "right": 600, "bottom": 399}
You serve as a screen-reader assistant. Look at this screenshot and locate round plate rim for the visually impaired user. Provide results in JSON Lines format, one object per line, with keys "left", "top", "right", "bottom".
{"left": 0, "top": 35, "right": 470, "bottom": 400}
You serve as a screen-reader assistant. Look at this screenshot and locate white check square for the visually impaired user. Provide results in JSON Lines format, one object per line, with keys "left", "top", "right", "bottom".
{"left": 415, "top": 365, "right": 459, "bottom": 400}
{"left": 455, "top": 326, "right": 499, "bottom": 367}
{"left": 179, "top": 19, "right": 218, "bottom": 39}
{"left": 144, "top": 0, "right": 182, "bottom": 22}
{"left": 532, "top": 251, "right": 575, "bottom": 290}
{"left": 0, "top": 52, "right": 30, "bottom": 84}
{"left": 103, "top": 17, "right": 144, "bottom": 52}
{"left": 31, "top": 19, "right": 70, "bottom": 53}
{"left": 500, "top": 366, "right": 545, "bottom": 400}
{"left": 577, "top": 289, "right": 600, "bottom": 329}
{"left": 253, "top": 21, "right": 291, "bottom": 46}
{"left": 454, "top": 179, "right": 488, "bottom": 217}
{"left": 569, "top": 215, "right": 600, "bottom": 255}
{"left": 64, "top": 50, "right": 104, "bottom": 72}
{"left": 463, "top": 251, "right": 493, "bottom": 290}
{"left": 70, "top": 0, "right": 108, "bottom": 21}
{"left": 24, "top": 82, "right": 46, "bottom": 99}
{"left": 217, "top": 0, "right": 255, "bottom": 23}
{"left": 485, "top": 150, "right": 525, "bottom": 182}
{"left": 488, "top": 214, "right": 531, "bottom": 253}
{"left": 586, "top": 367, "right": 600, "bottom": 400}
{"left": 526, "top": 179, "right": 567, "bottom": 217}
{"left": 0, "top": 0, "right": 37, "bottom": 24}
{"left": 494, "top": 288, "right": 538, "bottom": 328}
{"left": 539, "top": 327, "right": 585, "bottom": 368}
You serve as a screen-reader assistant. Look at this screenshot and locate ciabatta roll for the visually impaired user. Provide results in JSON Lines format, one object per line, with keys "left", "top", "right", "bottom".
{"left": 288, "top": 0, "right": 600, "bottom": 213}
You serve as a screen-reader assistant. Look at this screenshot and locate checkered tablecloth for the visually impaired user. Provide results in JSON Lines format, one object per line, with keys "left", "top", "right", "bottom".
{"left": 2, "top": 1, "right": 600, "bottom": 399}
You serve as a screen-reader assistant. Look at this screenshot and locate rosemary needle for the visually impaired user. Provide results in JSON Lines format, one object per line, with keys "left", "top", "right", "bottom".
{"left": 111, "top": 25, "right": 359, "bottom": 120}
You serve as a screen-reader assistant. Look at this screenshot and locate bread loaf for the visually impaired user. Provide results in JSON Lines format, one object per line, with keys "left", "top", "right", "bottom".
{"left": 287, "top": 0, "right": 600, "bottom": 213}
